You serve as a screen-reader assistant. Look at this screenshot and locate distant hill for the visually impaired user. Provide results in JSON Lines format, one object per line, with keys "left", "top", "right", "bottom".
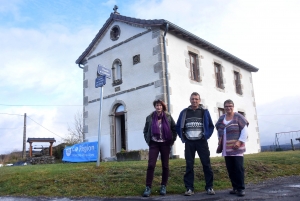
{"left": 261, "top": 143, "right": 300, "bottom": 152}
{"left": 256, "top": 95, "right": 300, "bottom": 146}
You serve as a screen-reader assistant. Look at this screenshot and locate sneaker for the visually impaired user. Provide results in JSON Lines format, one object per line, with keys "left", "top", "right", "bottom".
{"left": 184, "top": 189, "right": 194, "bottom": 196}
{"left": 207, "top": 188, "right": 215, "bottom": 195}
{"left": 143, "top": 186, "right": 151, "bottom": 197}
{"left": 237, "top": 190, "right": 245, "bottom": 196}
{"left": 160, "top": 185, "right": 166, "bottom": 195}
{"left": 229, "top": 189, "right": 237, "bottom": 194}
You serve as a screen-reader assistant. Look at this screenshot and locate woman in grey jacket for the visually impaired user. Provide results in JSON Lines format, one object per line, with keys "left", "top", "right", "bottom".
{"left": 142, "top": 99, "right": 177, "bottom": 197}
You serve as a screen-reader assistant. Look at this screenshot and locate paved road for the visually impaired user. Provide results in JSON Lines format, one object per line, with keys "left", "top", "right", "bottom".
{"left": 1, "top": 176, "right": 300, "bottom": 200}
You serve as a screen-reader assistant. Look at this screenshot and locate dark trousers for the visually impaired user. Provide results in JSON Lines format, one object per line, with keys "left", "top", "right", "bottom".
{"left": 184, "top": 139, "right": 214, "bottom": 191}
{"left": 145, "top": 141, "right": 171, "bottom": 187}
{"left": 225, "top": 156, "right": 245, "bottom": 191}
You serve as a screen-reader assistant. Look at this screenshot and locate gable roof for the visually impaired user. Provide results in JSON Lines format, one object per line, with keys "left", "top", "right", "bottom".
{"left": 76, "top": 13, "right": 258, "bottom": 72}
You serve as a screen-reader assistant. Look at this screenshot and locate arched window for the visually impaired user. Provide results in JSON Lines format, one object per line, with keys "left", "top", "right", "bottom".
{"left": 112, "top": 59, "right": 122, "bottom": 86}
{"left": 116, "top": 105, "right": 124, "bottom": 113}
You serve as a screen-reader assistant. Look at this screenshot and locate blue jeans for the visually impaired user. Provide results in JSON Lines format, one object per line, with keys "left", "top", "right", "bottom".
{"left": 184, "top": 138, "right": 214, "bottom": 191}
{"left": 225, "top": 156, "right": 245, "bottom": 191}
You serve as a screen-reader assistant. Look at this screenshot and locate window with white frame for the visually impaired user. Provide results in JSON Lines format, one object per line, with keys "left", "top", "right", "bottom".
{"left": 112, "top": 59, "right": 122, "bottom": 86}
{"left": 234, "top": 71, "right": 243, "bottom": 95}
{"left": 238, "top": 111, "right": 245, "bottom": 117}
{"left": 214, "top": 62, "right": 224, "bottom": 89}
{"left": 189, "top": 52, "right": 200, "bottom": 82}
{"left": 218, "top": 108, "right": 225, "bottom": 117}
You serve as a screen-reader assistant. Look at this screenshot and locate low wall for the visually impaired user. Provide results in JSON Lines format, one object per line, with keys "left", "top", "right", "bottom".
{"left": 116, "top": 150, "right": 148, "bottom": 162}
{"left": 27, "top": 156, "right": 55, "bottom": 165}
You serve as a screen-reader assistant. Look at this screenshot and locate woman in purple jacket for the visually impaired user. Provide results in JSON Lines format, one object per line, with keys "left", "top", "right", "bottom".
{"left": 142, "top": 99, "right": 177, "bottom": 197}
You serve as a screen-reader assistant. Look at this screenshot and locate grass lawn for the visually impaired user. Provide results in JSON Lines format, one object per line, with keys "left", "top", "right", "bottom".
{"left": 0, "top": 150, "right": 300, "bottom": 197}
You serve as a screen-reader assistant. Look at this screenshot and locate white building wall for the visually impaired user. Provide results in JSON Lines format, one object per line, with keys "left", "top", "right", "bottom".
{"left": 166, "top": 33, "right": 260, "bottom": 158}
{"left": 81, "top": 21, "right": 260, "bottom": 159}
{"left": 83, "top": 23, "right": 165, "bottom": 158}
{"left": 89, "top": 21, "right": 149, "bottom": 57}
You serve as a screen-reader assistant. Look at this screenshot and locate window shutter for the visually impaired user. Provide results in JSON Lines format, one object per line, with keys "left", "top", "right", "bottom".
{"left": 189, "top": 55, "right": 193, "bottom": 79}
{"left": 238, "top": 77, "right": 242, "bottom": 94}
{"left": 219, "top": 66, "right": 224, "bottom": 89}
{"left": 196, "top": 56, "right": 200, "bottom": 82}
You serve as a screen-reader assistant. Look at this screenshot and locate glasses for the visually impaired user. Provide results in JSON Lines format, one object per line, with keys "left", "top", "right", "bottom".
{"left": 224, "top": 105, "right": 233, "bottom": 108}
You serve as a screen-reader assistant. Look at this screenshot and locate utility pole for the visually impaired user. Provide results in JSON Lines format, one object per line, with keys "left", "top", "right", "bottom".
{"left": 22, "top": 113, "right": 26, "bottom": 159}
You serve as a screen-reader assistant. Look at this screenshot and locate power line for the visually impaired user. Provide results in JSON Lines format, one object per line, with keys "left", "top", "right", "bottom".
{"left": 0, "top": 113, "right": 24, "bottom": 116}
{"left": 0, "top": 104, "right": 82, "bottom": 107}
{"left": 26, "top": 116, "right": 65, "bottom": 139}
{"left": 0, "top": 127, "right": 22, "bottom": 129}
{"left": 258, "top": 119, "right": 299, "bottom": 130}
{"left": 258, "top": 114, "right": 300, "bottom": 116}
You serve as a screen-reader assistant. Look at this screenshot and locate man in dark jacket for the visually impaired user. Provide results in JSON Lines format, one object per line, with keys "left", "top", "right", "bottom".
{"left": 176, "top": 92, "right": 215, "bottom": 196}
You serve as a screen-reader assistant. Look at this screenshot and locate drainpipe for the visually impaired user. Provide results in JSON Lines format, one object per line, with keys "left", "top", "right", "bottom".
{"left": 163, "top": 23, "right": 171, "bottom": 113}
{"left": 78, "top": 62, "right": 85, "bottom": 141}
{"left": 163, "top": 23, "right": 174, "bottom": 158}
{"left": 78, "top": 63, "right": 84, "bottom": 69}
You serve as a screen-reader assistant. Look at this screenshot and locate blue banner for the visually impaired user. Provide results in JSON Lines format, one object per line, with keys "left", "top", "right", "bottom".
{"left": 62, "top": 141, "right": 98, "bottom": 162}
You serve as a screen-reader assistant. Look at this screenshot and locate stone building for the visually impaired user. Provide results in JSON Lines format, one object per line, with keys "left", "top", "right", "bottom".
{"left": 75, "top": 8, "right": 260, "bottom": 159}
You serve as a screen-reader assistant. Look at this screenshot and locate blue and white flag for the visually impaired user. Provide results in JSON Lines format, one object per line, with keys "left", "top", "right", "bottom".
{"left": 62, "top": 141, "right": 98, "bottom": 162}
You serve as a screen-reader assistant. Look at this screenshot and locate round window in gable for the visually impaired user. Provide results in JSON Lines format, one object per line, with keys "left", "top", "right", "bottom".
{"left": 110, "top": 25, "right": 120, "bottom": 41}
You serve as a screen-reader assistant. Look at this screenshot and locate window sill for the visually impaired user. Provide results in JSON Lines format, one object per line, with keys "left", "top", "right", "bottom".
{"left": 215, "top": 87, "right": 225, "bottom": 92}
{"left": 189, "top": 79, "right": 202, "bottom": 85}
{"left": 112, "top": 79, "right": 123, "bottom": 86}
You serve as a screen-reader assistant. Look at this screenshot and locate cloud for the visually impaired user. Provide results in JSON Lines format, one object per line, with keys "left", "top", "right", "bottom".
{"left": 102, "top": 0, "right": 117, "bottom": 7}
{"left": 0, "top": 104, "right": 85, "bottom": 154}
{"left": 130, "top": 0, "right": 228, "bottom": 32}
{"left": 129, "top": 0, "right": 300, "bottom": 105}
{"left": 0, "top": 23, "right": 97, "bottom": 154}
{"left": 257, "top": 95, "right": 300, "bottom": 145}
{"left": 0, "top": 0, "right": 21, "bottom": 17}
{"left": 1, "top": 0, "right": 299, "bottom": 154}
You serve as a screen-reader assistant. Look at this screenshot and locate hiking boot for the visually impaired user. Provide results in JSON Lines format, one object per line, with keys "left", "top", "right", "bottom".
{"left": 237, "top": 190, "right": 245, "bottom": 196}
{"left": 142, "top": 186, "right": 151, "bottom": 197}
{"left": 229, "top": 189, "right": 237, "bottom": 194}
{"left": 184, "top": 189, "right": 194, "bottom": 196}
{"left": 207, "top": 188, "right": 215, "bottom": 195}
{"left": 160, "top": 185, "right": 166, "bottom": 195}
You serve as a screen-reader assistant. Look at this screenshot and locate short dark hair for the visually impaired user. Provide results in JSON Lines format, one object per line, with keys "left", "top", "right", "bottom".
{"left": 153, "top": 99, "right": 167, "bottom": 111}
{"left": 190, "top": 92, "right": 200, "bottom": 99}
{"left": 224, "top": 99, "right": 234, "bottom": 107}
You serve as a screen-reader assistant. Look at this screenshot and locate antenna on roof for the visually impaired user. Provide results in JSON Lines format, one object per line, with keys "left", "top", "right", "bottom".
{"left": 113, "top": 5, "right": 120, "bottom": 15}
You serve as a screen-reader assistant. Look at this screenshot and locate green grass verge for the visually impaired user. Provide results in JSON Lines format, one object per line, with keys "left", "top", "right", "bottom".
{"left": 0, "top": 150, "right": 300, "bottom": 197}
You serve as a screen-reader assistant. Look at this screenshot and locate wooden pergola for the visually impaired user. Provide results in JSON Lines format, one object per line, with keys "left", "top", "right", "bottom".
{"left": 27, "top": 138, "right": 56, "bottom": 157}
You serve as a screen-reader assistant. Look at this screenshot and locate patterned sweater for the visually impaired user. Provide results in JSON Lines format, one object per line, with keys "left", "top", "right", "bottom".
{"left": 215, "top": 112, "right": 249, "bottom": 155}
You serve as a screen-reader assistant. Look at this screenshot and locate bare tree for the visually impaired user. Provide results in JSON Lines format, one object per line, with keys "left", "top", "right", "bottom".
{"left": 64, "top": 111, "right": 84, "bottom": 145}
{"left": 0, "top": 154, "right": 5, "bottom": 163}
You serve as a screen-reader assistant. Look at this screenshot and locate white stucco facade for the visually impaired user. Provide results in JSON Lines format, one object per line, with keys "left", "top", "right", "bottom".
{"left": 77, "top": 13, "right": 260, "bottom": 159}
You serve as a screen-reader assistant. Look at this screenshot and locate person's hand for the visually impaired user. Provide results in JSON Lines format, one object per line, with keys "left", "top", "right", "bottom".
{"left": 218, "top": 138, "right": 222, "bottom": 145}
{"left": 233, "top": 140, "right": 242, "bottom": 150}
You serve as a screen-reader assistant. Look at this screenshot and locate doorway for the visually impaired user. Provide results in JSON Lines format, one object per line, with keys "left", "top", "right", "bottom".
{"left": 114, "top": 104, "right": 126, "bottom": 153}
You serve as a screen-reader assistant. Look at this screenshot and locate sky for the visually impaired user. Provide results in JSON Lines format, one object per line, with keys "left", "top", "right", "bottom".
{"left": 1, "top": 0, "right": 300, "bottom": 154}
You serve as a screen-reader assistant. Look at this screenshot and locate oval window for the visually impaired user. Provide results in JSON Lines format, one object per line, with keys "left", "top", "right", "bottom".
{"left": 110, "top": 25, "right": 120, "bottom": 41}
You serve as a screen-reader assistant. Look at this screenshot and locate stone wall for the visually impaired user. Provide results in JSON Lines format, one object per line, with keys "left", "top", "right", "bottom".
{"left": 116, "top": 150, "right": 148, "bottom": 162}
{"left": 27, "top": 156, "right": 55, "bottom": 165}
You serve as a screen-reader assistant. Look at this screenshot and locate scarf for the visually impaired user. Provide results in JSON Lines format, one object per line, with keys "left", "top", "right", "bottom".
{"left": 151, "top": 111, "right": 172, "bottom": 141}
